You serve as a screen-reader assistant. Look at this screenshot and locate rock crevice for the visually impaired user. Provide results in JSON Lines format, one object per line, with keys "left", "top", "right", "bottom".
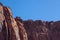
{"left": 0, "top": 3, "right": 60, "bottom": 40}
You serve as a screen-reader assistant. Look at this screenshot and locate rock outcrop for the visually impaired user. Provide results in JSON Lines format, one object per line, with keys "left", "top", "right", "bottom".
{"left": 0, "top": 3, "right": 60, "bottom": 40}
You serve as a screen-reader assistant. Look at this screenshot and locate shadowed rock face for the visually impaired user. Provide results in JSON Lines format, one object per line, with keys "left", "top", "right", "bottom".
{"left": 0, "top": 3, "right": 60, "bottom": 40}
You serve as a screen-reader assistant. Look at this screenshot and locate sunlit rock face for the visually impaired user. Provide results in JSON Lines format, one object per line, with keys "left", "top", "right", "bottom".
{"left": 0, "top": 3, "right": 60, "bottom": 40}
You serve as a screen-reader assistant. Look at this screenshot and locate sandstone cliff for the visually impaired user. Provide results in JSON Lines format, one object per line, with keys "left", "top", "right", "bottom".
{"left": 0, "top": 3, "right": 60, "bottom": 40}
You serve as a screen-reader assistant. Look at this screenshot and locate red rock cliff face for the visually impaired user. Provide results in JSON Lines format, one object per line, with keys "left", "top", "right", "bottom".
{"left": 0, "top": 3, "right": 60, "bottom": 40}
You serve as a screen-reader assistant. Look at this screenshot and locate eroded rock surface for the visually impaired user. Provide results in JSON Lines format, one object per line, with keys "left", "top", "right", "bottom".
{"left": 0, "top": 3, "right": 60, "bottom": 40}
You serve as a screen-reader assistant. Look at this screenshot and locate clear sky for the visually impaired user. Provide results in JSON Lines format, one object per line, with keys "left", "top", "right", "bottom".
{"left": 0, "top": 0, "right": 60, "bottom": 21}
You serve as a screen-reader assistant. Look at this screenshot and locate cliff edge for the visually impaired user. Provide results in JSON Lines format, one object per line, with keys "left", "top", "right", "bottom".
{"left": 0, "top": 3, "right": 60, "bottom": 40}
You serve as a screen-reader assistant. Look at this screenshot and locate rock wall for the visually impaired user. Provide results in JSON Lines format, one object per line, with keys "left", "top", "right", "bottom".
{"left": 0, "top": 3, "right": 60, "bottom": 40}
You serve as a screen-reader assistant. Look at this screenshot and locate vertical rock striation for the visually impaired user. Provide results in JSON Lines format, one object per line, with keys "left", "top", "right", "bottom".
{"left": 0, "top": 3, "right": 60, "bottom": 40}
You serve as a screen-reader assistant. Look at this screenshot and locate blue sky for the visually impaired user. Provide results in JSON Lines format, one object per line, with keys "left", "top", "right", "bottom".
{"left": 0, "top": 0, "right": 60, "bottom": 21}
